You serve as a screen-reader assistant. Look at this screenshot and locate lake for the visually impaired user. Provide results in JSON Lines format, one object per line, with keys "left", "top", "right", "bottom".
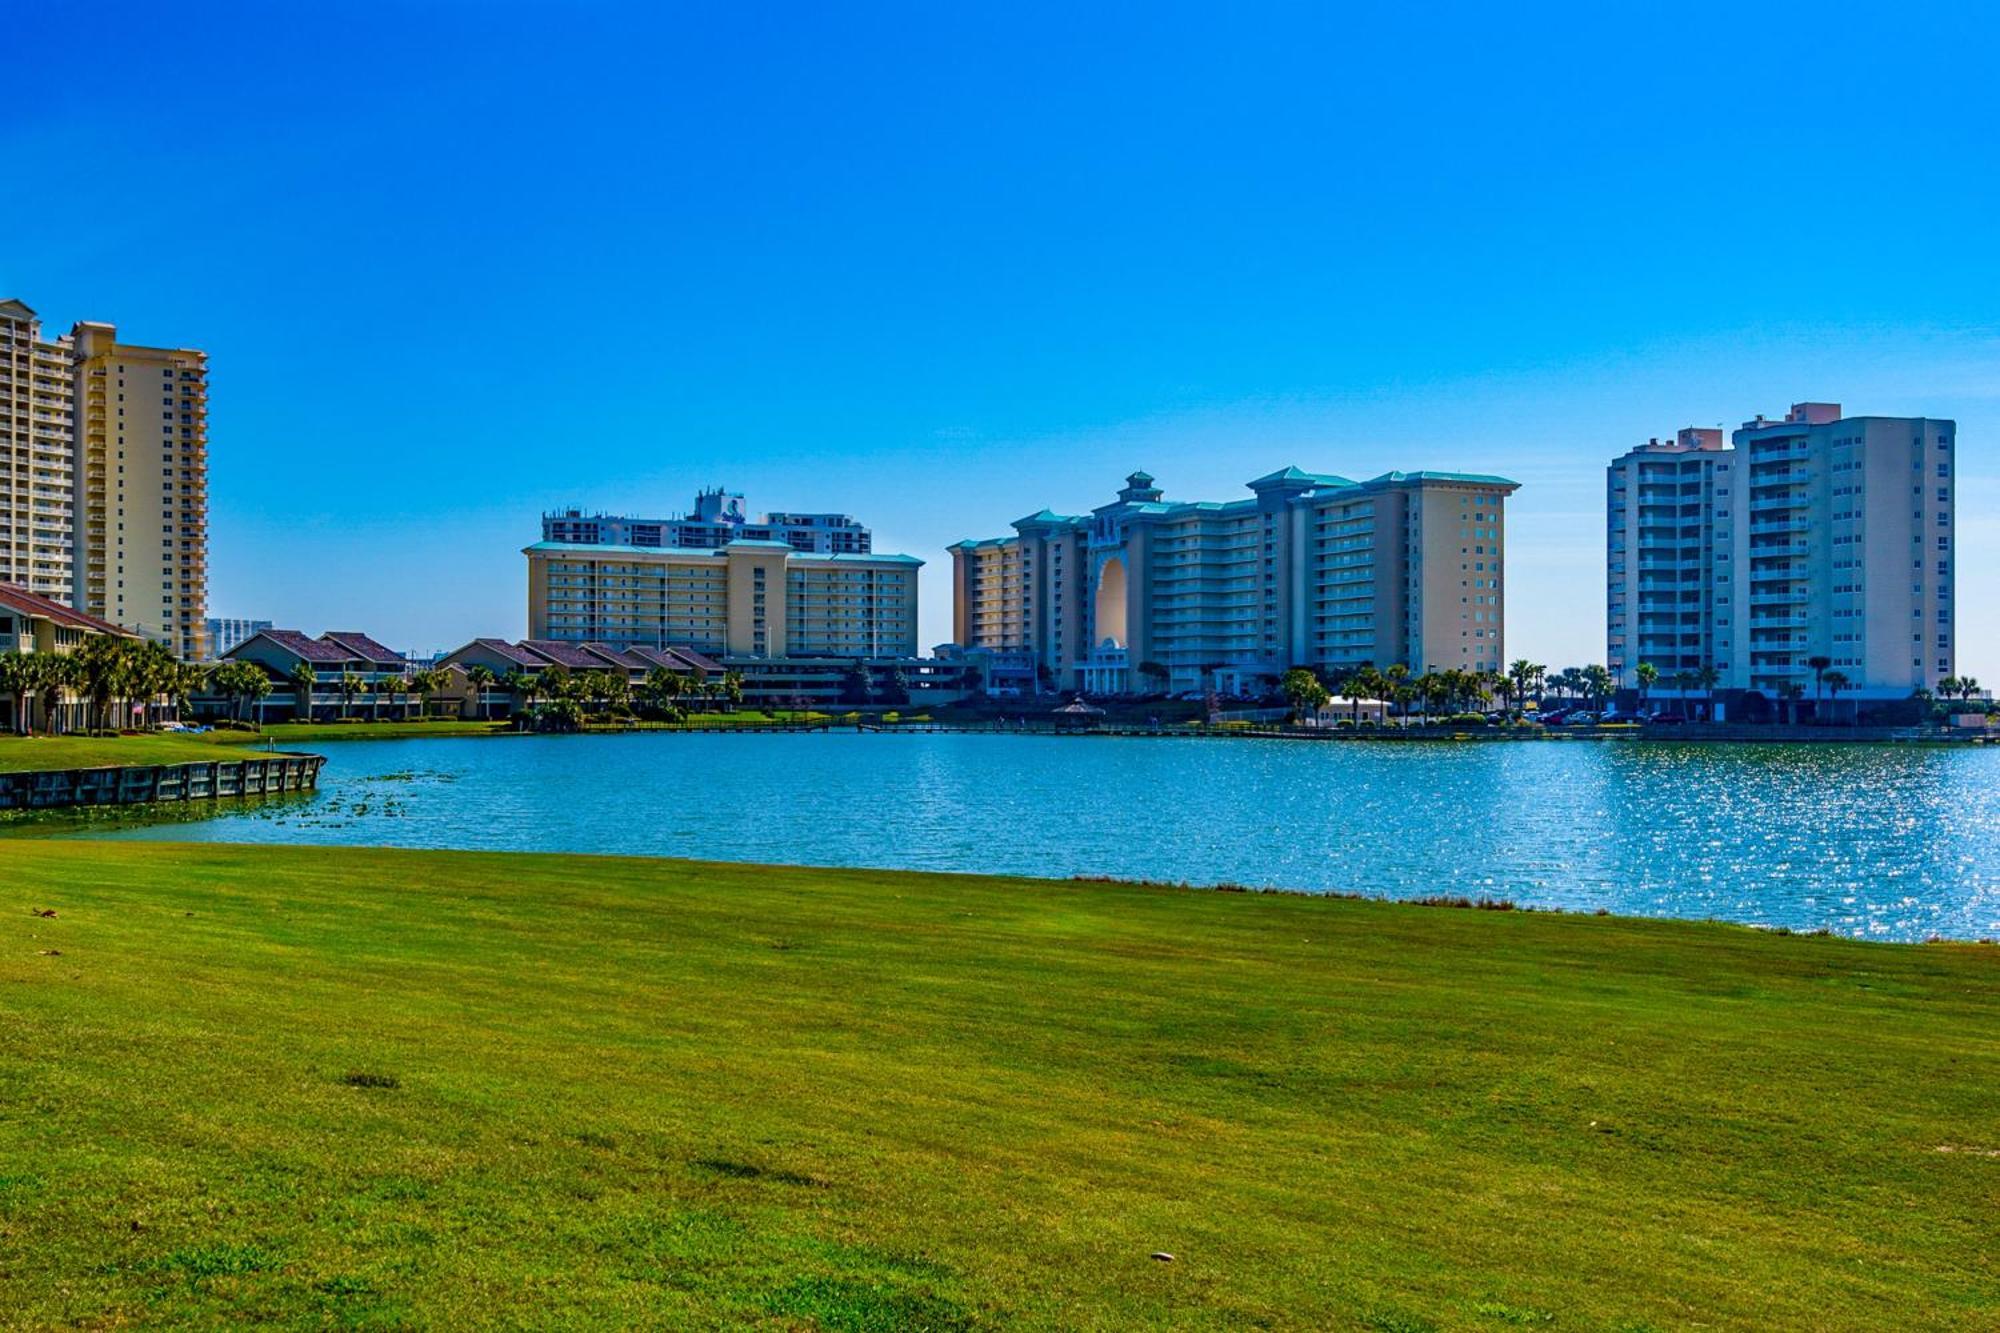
{"left": 32, "top": 731, "right": 2000, "bottom": 941}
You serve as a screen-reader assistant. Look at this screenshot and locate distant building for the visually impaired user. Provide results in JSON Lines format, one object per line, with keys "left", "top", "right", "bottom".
{"left": 543, "top": 487, "right": 872, "bottom": 554}
{"left": 949, "top": 468, "right": 1519, "bottom": 697}
{"left": 205, "top": 617, "right": 272, "bottom": 658}
{"left": 526, "top": 539, "right": 920, "bottom": 659}
{"left": 1607, "top": 403, "right": 1956, "bottom": 711}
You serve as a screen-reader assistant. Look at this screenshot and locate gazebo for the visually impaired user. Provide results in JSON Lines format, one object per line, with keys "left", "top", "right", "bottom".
{"left": 1051, "top": 698, "right": 1107, "bottom": 729}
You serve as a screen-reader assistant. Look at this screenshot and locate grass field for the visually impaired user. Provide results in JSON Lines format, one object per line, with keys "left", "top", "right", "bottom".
{"left": 3, "top": 842, "right": 1995, "bottom": 1329}
{"left": 0, "top": 733, "right": 256, "bottom": 773}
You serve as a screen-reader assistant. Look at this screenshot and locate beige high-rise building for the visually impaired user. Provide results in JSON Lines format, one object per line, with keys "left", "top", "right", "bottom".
{"left": 950, "top": 467, "right": 1519, "bottom": 696}
{"left": 526, "top": 539, "right": 921, "bottom": 658}
{"left": 70, "top": 322, "right": 210, "bottom": 660}
{"left": 1607, "top": 402, "right": 1956, "bottom": 717}
{"left": 0, "top": 301, "right": 77, "bottom": 601}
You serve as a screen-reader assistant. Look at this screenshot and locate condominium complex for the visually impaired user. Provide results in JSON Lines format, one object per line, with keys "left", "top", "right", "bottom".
{"left": 544, "top": 487, "right": 872, "bottom": 554}
{"left": 71, "top": 322, "right": 210, "bottom": 660}
{"left": 0, "top": 298, "right": 209, "bottom": 660}
{"left": 526, "top": 539, "right": 920, "bottom": 658}
{"left": 1607, "top": 402, "right": 1955, "bottom": 707}
{"left": 0, "top": 301, "right": 76, "bottom": 600}
{"left": 949, "top": 467, "right": 1518, "bottom": 696}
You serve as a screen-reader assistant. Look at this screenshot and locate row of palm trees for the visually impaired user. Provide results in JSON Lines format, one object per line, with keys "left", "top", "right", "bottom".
{"left": 1, "top": 638, "right": 208, "bottom": 736}
{"left": 1283, "top": 658, "right": 1690, "bottom": 725}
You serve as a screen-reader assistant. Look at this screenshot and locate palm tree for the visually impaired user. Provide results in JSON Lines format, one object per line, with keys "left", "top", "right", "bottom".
{"left": 1634, "top": 661, "right": 1659, "bottom": 712}
{"left": 1508, "top": 659, "right": 1536, "bottom": 716}
{"left": 374, "top": 673, "right": 404, "bottom": 722}
{"left": 465, "top": 665, "right": 495, "bottom": 721}
{"left": 1, "top": 651, "right": 41, "bottom": 736}
{"left": 1806, "top": 655, "right": 1833, "bottom": 721}
{"left": 1279, "top": 666, "right": 1329, "bottom": 723}
{"left": 1957, "top": 675, "right": 1981, "bottom": 704}
{"left": 337, "top": 671, "right": 366, "bottom": 721}
{"left": 288, "top": 660, "right": 318, "bottom": 724}
{"left": 721, "top": 670, "right": 745, "bottom": 711}
{"left": 36, "top": 654, "right": 81, "bottom": 734}
{"left": 1697, "top": 664, "right": 1720, "bottom": 722}
{"left": 1822, "top": 670, "right": 1851, "bottom": 724}
{"left": 1383, "top": 663, "right": 1410, "bottom": 725}
{"left": 501, "top": 667, "right": 537, "bottom": 720}
{"left": 407, "top": 668, "right": 437, "bottom": 719}
{"left": 1582, "top": 665, "right": 1613, "bottom": 711}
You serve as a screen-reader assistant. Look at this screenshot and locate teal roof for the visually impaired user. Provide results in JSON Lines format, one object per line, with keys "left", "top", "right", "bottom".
{"left": 1362, "top": 470, "right": 1520, "bottom": 488}
{"left": 525, "top": 540, "right": 921, "bottom": 565}
{"left": 1247, "top": 465, "right": 1354, "bottom": 488}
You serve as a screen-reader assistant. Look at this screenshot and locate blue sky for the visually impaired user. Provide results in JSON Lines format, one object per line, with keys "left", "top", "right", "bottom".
{"left": 5, "top": 3, "right": 1996, "bottom": 667}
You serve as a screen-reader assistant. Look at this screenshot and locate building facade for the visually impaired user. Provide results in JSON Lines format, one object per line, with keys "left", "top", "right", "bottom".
{"left": 1607, "top": 403, "right": 1955, "bottom": 708}
{"left": 0, "top": 580, "right": 141, "bottom": 733}
{"left": 0, "top": 301, "right": 76, "bottom": 601}
{"left": 0, "top": 298, "right": 209, "bottom": 660}
{"left": 543, "top": 487, "right": 871, "bottom": 555}
{"left": 71, "top": 321, "right": 210, "bottom": 660}
{"left": 526, "top": 539, "right": 921, "bottom": 659}
{"left": 205, "top": 617, "right": 273, "bottom": 658}
{"left": 950, "top": 468, "right": 1519, "bottom": 696}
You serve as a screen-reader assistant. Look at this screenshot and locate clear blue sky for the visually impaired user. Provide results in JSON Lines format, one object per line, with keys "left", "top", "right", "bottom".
{"left": 6, "top": 3, "right": 1996, "bottom": 669}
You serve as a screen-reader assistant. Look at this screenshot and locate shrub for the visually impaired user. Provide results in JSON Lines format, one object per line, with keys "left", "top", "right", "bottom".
{"left": 1444, "top": 712, "right": 1489, "bottom": 726}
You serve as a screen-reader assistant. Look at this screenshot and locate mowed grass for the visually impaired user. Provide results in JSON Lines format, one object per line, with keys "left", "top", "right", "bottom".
{"left": 3, "top": 843, "right": 1996, "bottom": 1330}
{"left": 0, "top": 733, "right": 258, "bottom": 773}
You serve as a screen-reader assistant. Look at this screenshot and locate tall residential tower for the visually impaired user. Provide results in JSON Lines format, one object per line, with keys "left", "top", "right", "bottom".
{"left": 71, "top": 322, "right": 210, "bottom": 660}
{"left": 1607, "top": 403, "right": 1954, "bottom": 714}
{"left": 0, "top": 301, "right": 76, "bottom": 601}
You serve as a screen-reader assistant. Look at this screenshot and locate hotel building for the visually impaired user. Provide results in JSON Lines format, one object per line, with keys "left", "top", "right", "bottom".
{"left": 0, "top": 298, "right": 210, "bottom": 660}
{"left": 0, "top": 301, "right": 76, "bottom": 601}
{"left": 950, "top": 467, "right": 1519, "bottom": 696}
{"left": 1607, "top": 403, "right": 1955, "bottom": 708}
{"left": 526, "top": 539, "right": 920, "bottom": 659}
{"left": 544, "top": 487, "right": 872, "bottom": 554}
{"left": 71, "top": 321, "right": 210, "bottom": 660}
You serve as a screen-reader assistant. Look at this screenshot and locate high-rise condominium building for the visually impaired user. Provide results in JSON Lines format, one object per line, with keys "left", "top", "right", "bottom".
{"left": 0, "top": 301, "right": 76, "bottom": 601}
{"left": 950, "top": 468, "right": 1518, "bottom": 696}
{"left": 544, "top": 487, "right": 871, "bottom": 554}
{"left": 1607, "top": 402, "right": 1955, "bottom": 710}
{"left": 205, "top": 616, "right": 273, "bottom": 658}
{"left": 71, "top": 321, "right": 210, "bottom": 660}
{"left": 526, "top": 539, "right": 920, "bottom": 658}
{"left": 0, "top": 298, "right": 210, "bottom": 660}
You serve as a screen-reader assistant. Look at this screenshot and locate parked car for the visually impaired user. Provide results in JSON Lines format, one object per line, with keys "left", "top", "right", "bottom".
{"left": 1540, "top": 708, "right": 1573, "bottom": 725}
{"left": 1644, "top": 711, "right": 1690, "bottom": 725}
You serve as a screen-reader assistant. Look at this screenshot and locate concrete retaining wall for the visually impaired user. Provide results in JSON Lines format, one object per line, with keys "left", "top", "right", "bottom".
{"left": 0, "top": 754, "right": 325, "bottom": 811}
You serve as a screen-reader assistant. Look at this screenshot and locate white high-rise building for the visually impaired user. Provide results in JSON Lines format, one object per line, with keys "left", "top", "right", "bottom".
{"left": 1608, "top": 403, "right": 1955, "bottom": 716}
{"left": 0, "top": 301, "right": 76, "bottom": 601}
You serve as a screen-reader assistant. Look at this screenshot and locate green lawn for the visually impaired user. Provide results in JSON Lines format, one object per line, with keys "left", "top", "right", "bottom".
{"left": 0, "top": 733, "right": 258, "bottom": 773}
{"left": 3, "top": 843, "right": 1995, "bottom": 1329}
{"left": 199, "top": 719, "right": 517, "bottom": 745}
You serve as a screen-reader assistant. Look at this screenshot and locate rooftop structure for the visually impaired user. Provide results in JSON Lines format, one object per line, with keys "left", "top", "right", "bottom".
{"left": 542, "top": 487, "right": 871, "bottom": 555}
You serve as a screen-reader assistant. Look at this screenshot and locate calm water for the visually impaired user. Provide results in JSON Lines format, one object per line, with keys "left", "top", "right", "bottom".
{"left": 30, "top": 732, "right": 2000, "bottom": 940}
